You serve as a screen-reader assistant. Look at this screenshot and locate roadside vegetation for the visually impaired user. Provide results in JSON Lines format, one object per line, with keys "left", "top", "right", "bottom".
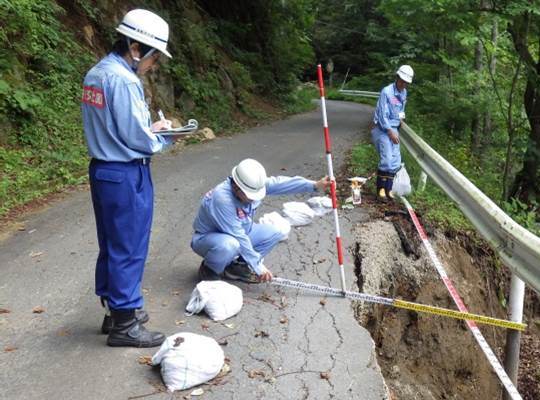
{"left": 0, "top": 0, "right": 317, "bottom": 218}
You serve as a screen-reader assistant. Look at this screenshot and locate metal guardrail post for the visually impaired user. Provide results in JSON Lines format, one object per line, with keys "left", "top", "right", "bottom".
{"left": 504, "top": 275, "right": 526, "bottom": 399}
{"left": 418, "top": 171, "right": 427, "bottom": 192}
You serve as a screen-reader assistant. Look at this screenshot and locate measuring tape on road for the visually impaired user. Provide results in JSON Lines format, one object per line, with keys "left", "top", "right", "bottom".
{"left": 271, "top": 277, "right": 525, "bottom": 331}
{"left": 393, "top": 299, "right": 525, "bottom": 330}
{"left": 399, "top": 196, "right": 523, "bottom": 400}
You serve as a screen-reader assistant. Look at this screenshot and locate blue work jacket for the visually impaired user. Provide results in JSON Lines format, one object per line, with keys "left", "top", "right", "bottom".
{"left": 373, "top": 82, "right": 407, "bottom": 131}
{"left": 193, "top": 176, "right": 316, "bottom": 273}
{"left": 81, "top": 52, "right": 170, "bottom": 161}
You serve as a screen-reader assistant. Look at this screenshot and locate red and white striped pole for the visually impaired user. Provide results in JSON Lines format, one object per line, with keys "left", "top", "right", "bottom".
{"left": 317, "top": 64, "right": 347, "bottom": 292}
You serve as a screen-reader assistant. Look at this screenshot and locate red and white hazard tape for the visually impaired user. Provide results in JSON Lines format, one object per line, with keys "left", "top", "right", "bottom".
{"left": 400, "top": 196, "right": 522, "bottom": 400}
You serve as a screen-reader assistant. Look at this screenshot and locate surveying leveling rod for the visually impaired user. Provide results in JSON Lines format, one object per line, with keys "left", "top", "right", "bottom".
{"left": 317, "top": 64, "right": 347, "bottom": 292}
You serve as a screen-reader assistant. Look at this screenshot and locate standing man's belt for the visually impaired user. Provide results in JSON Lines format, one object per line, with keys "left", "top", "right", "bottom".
{"left": 91, "top": 158, "right": 151, "bottom": 165}
{"left": 132, "top": 158, "right": 150, "bottom": 165}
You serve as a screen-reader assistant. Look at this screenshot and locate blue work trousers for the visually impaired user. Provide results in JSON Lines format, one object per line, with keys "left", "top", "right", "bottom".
{"left": 89, "top": 159, "right": 153, "bottom": 311}
{"left": 191, "top": 223, "right": 283, "bottom": 274}
{"left": 371, "top": 126, "right": 401, "bottom": 173}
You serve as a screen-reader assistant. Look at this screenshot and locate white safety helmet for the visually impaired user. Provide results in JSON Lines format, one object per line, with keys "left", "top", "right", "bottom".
{"left": 116, "top": 9, "right": 172, "bottom": 58}
{"left": 231, "top": 159, "right": 267, "bottom": 201}
{"left": 396, "top": 65, "right": 414, "bottom": 83}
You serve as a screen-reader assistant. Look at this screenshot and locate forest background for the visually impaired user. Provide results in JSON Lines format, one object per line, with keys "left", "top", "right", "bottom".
{"left": 0, "top": 0, "right": 539, "bottom": 236}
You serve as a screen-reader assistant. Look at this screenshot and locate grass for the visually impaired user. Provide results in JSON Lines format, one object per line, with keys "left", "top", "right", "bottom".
{"left": 282, "top": 84, "right": 319, "bottom": 114}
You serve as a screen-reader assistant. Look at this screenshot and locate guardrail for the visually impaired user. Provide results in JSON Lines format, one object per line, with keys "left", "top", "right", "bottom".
{"left": 339, "top": 89, "right": 540, "bottom": 294}
{"left": 338, "top": 89, "right": 380, "bottom": 99}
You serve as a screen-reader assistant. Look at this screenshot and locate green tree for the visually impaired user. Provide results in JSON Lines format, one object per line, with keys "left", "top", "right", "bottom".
{"left": 197, "top": 0, "right": 315, "bottom": 96}
{"left": 501, "top": 1, "right": 540, "bottom": 203}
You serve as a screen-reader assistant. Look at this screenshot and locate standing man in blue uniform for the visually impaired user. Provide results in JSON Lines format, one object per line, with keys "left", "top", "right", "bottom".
{"left": 192, "top": 159, "right": 330, "bottom": 283}
{"left": 371, "top": 65, "right": 414, "bottom": 202}
{"left": 82, "top": 9, "right": 175, "bottom": 348}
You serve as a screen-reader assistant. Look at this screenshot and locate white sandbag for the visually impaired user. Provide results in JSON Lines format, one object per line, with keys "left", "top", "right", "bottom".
{"left": 152, "top": 332, "right": 224, "bottom": 392}
{"left": 185, "top": 280, "right": 243, "bottom": 321}
{"left": 307, "top": 196, "right": 332, "bottom": 208}
{"left": 392, "top": 164, "right": 412, "bottom": 196}
{"left": 259, "top": 211, "right": 291, "bottom": 241}
{"left": 307, "top": 196, "right": 333, "bottom": 216}
{"left": 282, "top": 201, "right": 316, "bottom": 226}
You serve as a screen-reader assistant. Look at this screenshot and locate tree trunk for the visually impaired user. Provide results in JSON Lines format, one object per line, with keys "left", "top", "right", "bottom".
{"left": 508, "top": 13, "right": 540, "bottom": 203}
{"left": 471, "top": 38, "right": 483, "bottom": 151}
{"left": 510, "top": 80, "right": 540, "bottom": 202}
{"left": 482, "top": 20, "right": 498, "bottom": 144}
{"left": 502, "top": 60, "right": 521, "bottom": 201}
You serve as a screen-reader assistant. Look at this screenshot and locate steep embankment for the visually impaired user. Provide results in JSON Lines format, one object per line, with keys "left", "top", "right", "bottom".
{"left": 347, "top": 198, "right": 540, "bottom": 399}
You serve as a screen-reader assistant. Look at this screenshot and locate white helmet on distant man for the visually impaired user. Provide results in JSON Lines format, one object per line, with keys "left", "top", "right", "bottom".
{"left": 232, "top": 159, "right": 267, "bottom": 201}
{"left": 396, "top": 65, "right": 414, "bottom": 83}
{"left": 116, "top": 9, "right": 172, "bottom": 58}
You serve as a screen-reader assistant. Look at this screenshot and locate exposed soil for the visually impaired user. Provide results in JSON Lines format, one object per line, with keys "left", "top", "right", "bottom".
{"left": 349, "top": 209, "right": 539, "bottom": 399}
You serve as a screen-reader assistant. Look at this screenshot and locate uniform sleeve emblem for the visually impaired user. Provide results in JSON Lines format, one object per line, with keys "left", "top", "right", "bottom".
{"left": 82, "top": 86, "right": 105, "bottom": 108}
{"left": 236, "top": 208, "right": 246, "bottom": 219}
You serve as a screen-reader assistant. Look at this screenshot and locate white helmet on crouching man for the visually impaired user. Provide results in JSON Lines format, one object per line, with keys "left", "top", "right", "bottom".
{"left": 231, "top": 158, "right": 267, "bottom": 201}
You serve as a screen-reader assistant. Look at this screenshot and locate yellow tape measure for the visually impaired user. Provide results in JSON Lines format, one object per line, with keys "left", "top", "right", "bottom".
{"left": 272, "top": 277, "right": 526, "bottom": 331}
{"left": 393, "top": 299, "right": 526, "bottom": 331}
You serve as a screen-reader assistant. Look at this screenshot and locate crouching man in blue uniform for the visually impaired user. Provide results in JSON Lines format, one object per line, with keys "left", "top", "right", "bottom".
{"left": 81, "top": 9, "right": 176, "bottom": 348}
{"left": 192, "top": 159, "right": 330, "bottom": 283}
{"left": 371, "top": 64, "right": 414, "bottom": 202}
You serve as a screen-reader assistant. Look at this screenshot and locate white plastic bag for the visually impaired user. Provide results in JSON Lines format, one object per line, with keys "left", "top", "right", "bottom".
{"left": 282, "top": 201, "right": 316, "bottom": 226}
{"left": 152, "top": 332, "right": 224, "bottom": 392}
{"left": 185, "top": 280, "right": 243, "bottom": 321}
{"left": 307, "top": 196, "right": 333, "bottom": 216}
{"left": 392, "top": 164, "right": 412, "bottom": 196}
{"left": 259, "top": 211, "right": 291, "bottom": 241}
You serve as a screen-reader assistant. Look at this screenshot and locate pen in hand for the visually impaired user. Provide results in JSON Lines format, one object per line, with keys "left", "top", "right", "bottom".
{"left": 158, "top": 109, "right": 166, "bottom": 122}
{"left": 156, "top": 109, "right": 171, "bottom": 131}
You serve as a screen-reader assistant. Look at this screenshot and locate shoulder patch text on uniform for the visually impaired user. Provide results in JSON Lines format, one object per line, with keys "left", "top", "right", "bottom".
{"left": 82, "top": 86, "right": 105, "bottom": 109}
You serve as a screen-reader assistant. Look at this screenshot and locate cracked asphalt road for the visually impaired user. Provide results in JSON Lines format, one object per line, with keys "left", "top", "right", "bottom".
{"left": 0, "top": 101, "right": 388, "bottom": 399}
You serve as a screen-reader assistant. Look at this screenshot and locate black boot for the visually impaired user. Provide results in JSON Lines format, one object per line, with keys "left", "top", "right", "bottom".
{"left": 385, "top": 172, "right": 396, "bottom": 201}
{"left": 107, "top": 310, "right": 165, "bottom": 348}
{"left": 100, "top": 297, "right": 149, "bottom": 334}
{"left": 376, "top": 170, "right": 388, "bottom": 202}
{"left": 198, "top": 261, "right": 223, "bottom": 281}
{"left": 101, "top": 309, "right": 149, "bottom": 334}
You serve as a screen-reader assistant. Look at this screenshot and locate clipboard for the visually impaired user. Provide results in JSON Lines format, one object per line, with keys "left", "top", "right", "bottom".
{"left": 153, "top": 119, "right": 199, "bottom": 136}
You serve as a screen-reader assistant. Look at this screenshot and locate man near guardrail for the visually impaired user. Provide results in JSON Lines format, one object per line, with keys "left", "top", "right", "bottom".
{"left": 371, "top": 65, "right": 414, "bottom": 202}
